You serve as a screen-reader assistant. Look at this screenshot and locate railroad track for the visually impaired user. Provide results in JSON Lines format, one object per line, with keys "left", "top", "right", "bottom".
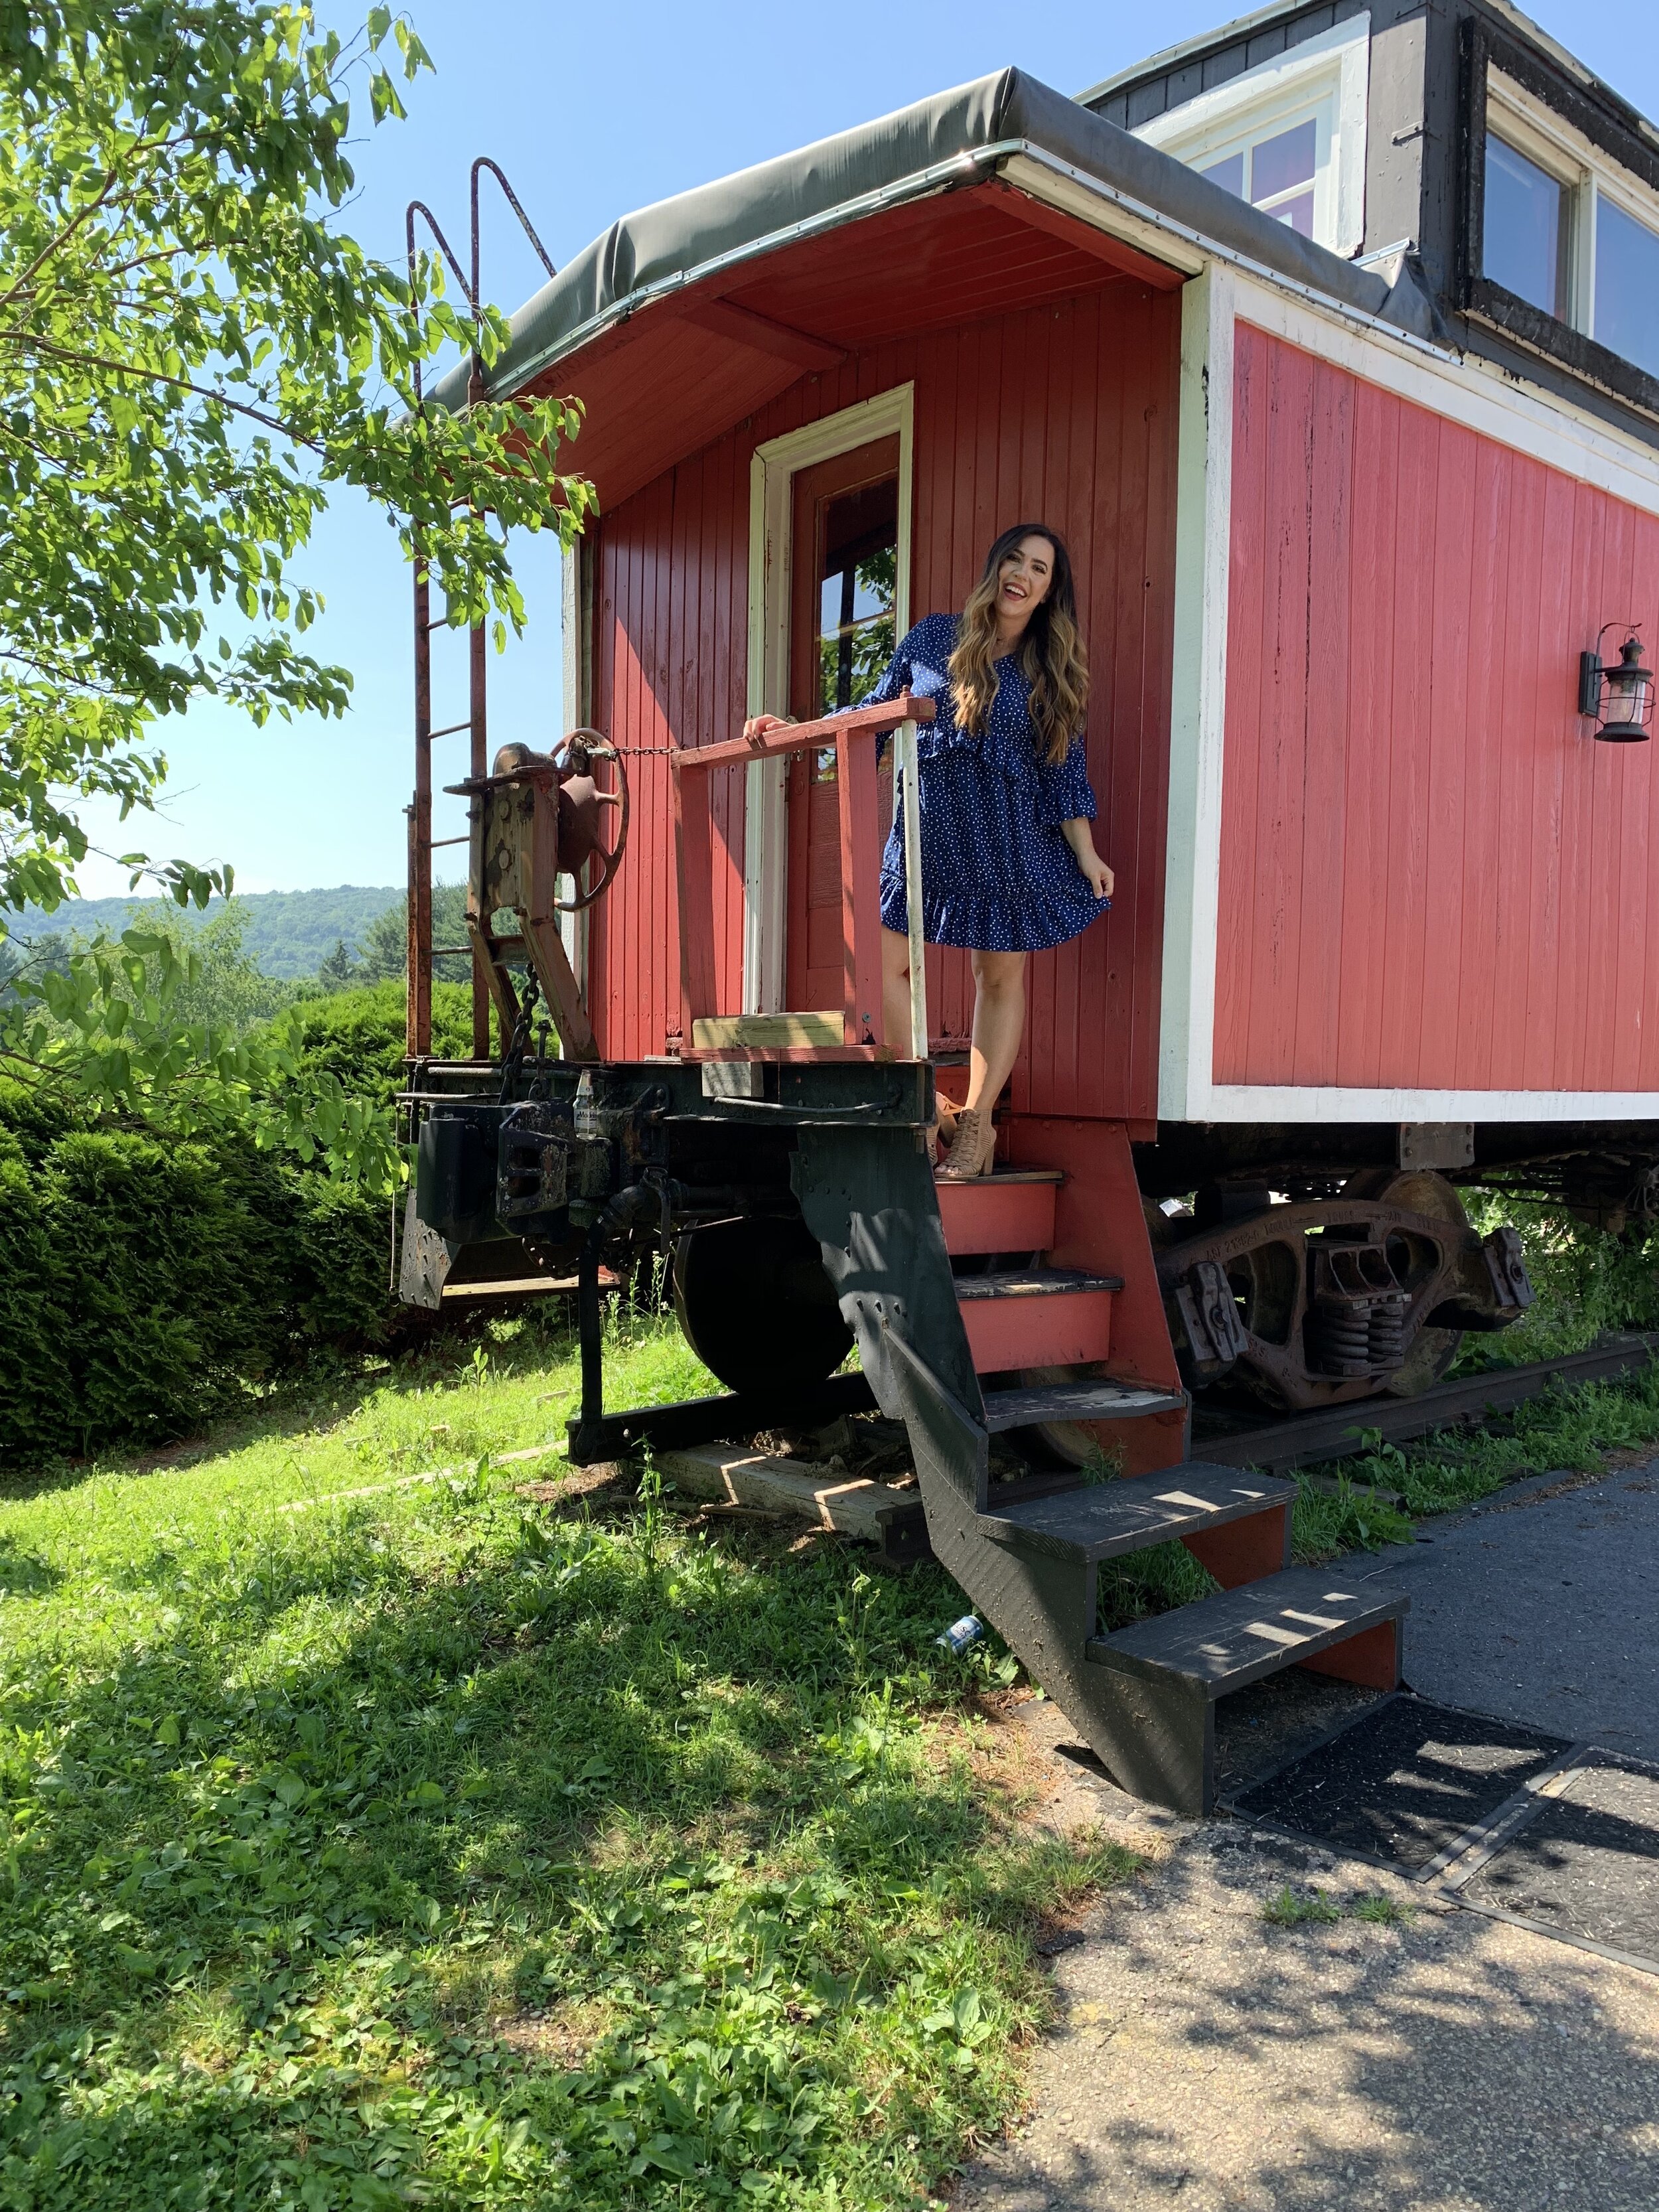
{"left": 1192, "top": 1331, "right": 1659, "bottom": 1477}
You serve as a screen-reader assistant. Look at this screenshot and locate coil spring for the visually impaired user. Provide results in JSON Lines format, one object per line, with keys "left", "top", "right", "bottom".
{"left": 1368, "top": 1293, "right": 1407, "bottom": 1372}
{"left": 1307, "top": 1301, "right": 1374, "bottom": 1378}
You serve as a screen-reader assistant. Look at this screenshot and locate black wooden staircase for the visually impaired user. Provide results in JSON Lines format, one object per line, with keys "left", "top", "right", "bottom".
{"left": 794, "top": 1122, "right": 1407, "bottom": 1817}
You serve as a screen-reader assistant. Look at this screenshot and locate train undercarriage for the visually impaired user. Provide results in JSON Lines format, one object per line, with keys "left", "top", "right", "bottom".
{"left": 402, "top": 1025, "right": 1659, "bottom": 1441}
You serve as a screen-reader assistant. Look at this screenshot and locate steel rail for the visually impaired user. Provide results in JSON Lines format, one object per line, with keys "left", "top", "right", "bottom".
{"left": 1193, "top": 1333, "right": 1659, "bottom": 1477}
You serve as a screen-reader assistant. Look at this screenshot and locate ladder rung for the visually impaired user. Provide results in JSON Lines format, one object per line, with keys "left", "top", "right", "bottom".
{"left": 422, "top": 718, "right": 472, "bottom": 739}
{"left": 431, "top": 946, "right": 474, "bottom": 957}
{"left": 429, "top": 834, "right": 469, "bottom": 849}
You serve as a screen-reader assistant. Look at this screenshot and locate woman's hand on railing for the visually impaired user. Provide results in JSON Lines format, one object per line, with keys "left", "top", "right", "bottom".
{"left": 742, "top": 713, "right": 793, "bottom": 748}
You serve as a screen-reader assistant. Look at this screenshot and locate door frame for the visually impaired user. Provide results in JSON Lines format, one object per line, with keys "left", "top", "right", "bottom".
{"left": 743, "top": 384, "right": 914, "bottom": 1015}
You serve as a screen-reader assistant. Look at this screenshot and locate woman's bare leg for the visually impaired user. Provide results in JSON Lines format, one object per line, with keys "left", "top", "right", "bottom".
{"left": 965, "top": 948, "right": 1027, "bottom": 1113}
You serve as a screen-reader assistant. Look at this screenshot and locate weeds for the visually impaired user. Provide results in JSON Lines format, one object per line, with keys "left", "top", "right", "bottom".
{"left": 1262, "top": 1885, "right": 1344, "bottom": 1926}
{"left": 1456, "top": 1193, "right": 1659, "bottom": 1370}
{"left": 1311, "top": 1361, "right": 1659, "bottom": 1521}
{"left": 1261, "top": 1885, "right": 1412, "bottom": 1929}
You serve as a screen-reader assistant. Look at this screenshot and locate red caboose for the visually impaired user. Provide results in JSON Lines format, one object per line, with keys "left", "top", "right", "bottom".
{"left": 402, "top": 10, "right": 1659, "bottom": 1810}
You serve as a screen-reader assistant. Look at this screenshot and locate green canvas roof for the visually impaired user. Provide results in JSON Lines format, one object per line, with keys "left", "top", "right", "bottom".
{"left": 433, "top": 65, "right": 1441, "bottom": 413}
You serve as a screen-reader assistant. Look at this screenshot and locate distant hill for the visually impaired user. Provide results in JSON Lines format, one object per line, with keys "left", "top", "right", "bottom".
{"left": 13, "top": 885, "right": 417, "bottom": 978}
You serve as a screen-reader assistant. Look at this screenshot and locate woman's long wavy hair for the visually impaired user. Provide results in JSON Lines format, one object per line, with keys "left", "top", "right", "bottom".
{"left": 948, "top": 524, "right": 1089, "bottom": 765}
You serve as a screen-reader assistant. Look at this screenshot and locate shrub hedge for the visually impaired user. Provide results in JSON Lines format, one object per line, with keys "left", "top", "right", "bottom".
{"left": 0, "top": 982, "right": 472, "bottom": 1466}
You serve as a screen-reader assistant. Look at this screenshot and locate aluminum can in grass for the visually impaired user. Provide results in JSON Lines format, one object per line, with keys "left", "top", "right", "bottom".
{"left": 936, "top": 1613, "right": 984, "bottom": 1657}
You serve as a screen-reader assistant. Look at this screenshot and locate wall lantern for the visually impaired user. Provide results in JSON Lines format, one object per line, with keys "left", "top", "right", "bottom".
{"left": 1579, "top": 623, "right": 1655, "bottom": 743}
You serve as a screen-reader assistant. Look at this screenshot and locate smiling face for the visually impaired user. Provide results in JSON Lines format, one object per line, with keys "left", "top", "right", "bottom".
{"left": 994, "top": 533, "right": 1056, "bottom": 641}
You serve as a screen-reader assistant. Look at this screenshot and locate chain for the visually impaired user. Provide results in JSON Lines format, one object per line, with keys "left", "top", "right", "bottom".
{"left": 497, "top": 966, "right": 543, "bottom": 1104}
{"left": 605, "top": 742, "right": 681, "bottom": 757}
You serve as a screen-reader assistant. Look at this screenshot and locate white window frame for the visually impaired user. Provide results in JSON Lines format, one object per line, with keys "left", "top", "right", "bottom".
{"left": 1484, "top": 66, "right": 1659, "bottom": 370}
{"left": 741, "top": 386, "right": 913, "bottom": 1015}
{"left": 1134, "top": 15, "right": 1370, "bottom": 259}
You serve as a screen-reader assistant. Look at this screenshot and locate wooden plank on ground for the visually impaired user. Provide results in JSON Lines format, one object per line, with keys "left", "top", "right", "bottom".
{"left": 656, "top": 1443, "right": 930, "bottom": 1563}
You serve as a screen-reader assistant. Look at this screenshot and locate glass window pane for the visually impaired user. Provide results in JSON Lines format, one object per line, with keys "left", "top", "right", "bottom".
{"left": 816, "top": 485, "right": 897, "bottom": 729}
{"left": 1252, "top": 119, "right": 1317, "bottom": 204}
{"left": 1200, "top": 151, "right": 1245, "bottom": 198}
{"left": 1484, "top": 133, "right": 1565, "bottom": 317}
{"left": 1595, "top": 195, "right": 1659, "bottom": 380}
{"left": 1269, "top": 190, "right": 1315, "bottom": 239}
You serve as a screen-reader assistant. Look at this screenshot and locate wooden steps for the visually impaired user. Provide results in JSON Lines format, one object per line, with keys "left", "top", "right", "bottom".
{"left": 980, "top": 1378, "right": 1184, "bottom": 1431}
{"left": 935, "top": 1169, "right": 1061, "bottom": 1256}
{"left": 1088, "top": 1564, "right": 1407, "bottom": 1692}
{"left": 792, "top": 1128, "right": 1411, "bottom": 1820}
{"left": 954, "top": 1267, "right": 1121, "bottom": 1369}
{"left": 978, "top": 1463, "right": 1294, "bottom": 1566}
{"left": 922, "top": 1155, "right": 1405, "bottom": 1815}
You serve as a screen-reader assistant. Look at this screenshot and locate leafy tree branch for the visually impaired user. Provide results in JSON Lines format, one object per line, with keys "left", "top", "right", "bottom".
{"left": 0, "top": 1, "right": 595, "bottom": 1178}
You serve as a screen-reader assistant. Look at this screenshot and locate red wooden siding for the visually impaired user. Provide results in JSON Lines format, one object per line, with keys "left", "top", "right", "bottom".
{"left": 1216, "top": 323, "right": 1659, "bottom": 1094}
{"left": 589, "top": 282, "right": 1182, "bottom": 1117}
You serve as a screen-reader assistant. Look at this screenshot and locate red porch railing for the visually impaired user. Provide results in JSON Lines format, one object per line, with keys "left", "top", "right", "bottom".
{"left": 671, "top": 694, "right": 935, "bottom": 1061}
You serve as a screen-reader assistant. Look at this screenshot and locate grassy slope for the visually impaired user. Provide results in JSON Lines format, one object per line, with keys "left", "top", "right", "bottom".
{"left": 0, "top": 1313, "right": 1131, "bottom": 2212}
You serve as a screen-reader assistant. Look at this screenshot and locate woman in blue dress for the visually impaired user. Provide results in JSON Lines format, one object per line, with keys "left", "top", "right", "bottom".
{"left": 747, "top": 522, "right": 1114, "bottom": 1179}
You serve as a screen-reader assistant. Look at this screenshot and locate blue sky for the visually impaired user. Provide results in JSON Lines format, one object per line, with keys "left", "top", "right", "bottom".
{"left": 74, "top": 0, "right": 1655, "bottom": 897}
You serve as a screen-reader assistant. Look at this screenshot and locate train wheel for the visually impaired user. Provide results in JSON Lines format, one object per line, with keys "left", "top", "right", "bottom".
{"left": 1342, "top": 1167, "right": 1467, "bottom": 1396}
{"left": 672, "top": 1214, "right": 853, "bottom": 1400}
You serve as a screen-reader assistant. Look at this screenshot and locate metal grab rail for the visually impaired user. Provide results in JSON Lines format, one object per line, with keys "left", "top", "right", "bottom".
{"left": 671, "top": 695, "right": 935, "bottom": 1061}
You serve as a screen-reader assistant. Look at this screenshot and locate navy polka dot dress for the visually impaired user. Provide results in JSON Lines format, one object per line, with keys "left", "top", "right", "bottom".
{"left": 862, "top": 613, "right": 1111, "bottom": 953}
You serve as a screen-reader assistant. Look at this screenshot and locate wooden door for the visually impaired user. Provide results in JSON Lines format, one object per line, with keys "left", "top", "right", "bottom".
{"left": 785, "top": 435, "right": 900, "bottom": 1012}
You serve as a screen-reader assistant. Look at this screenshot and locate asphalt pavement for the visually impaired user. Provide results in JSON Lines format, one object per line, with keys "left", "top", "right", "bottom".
{"left": 952, "top": 1455, "right": 1659, "bottom": 2212}
{"left": 1359, "top": 1461, "right": 1659, "bottom": 1761}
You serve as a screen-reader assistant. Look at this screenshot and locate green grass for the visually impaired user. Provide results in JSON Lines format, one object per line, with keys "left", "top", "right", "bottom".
{"left": 0, "top": 1312, "right": 1136, "bottom": 2212}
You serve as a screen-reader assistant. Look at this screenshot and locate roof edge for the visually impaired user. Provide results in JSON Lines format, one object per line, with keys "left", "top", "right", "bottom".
{"left": 1073, "top": 0, "right": 1313, "bottom": 110}
{"left": 429, "top": 67, "right": 1439, "bottom": 421}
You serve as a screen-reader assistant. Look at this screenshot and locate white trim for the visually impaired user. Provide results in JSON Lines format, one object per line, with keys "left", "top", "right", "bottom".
{"left": 1159, "top": 265, "right": 1234, "bottom": 1123}
{"left": 1135, "top": 16, "right": 1370, "bottom": 258}
{"left": 741, "top": 385, "right": 914, "bottom": 1015}
{"left": 999, "top": 149, "right": 1443, "bottom": 358}
{"left": 1201, "top": 1085, "right": 1659, "bottom": 1123}
{"left": 1157, "top": 268, "right": 1659, "bottom": 1122}
{"left": 998, "top": 151, "right": 1207, "bottom": 276}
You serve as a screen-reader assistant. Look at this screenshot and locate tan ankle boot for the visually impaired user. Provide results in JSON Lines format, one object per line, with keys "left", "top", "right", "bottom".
{"left": 935, "top": 1106, "right": 995, "bottom": 1181}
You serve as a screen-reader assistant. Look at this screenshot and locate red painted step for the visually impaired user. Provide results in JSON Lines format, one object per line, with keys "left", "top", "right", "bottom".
{"left": 936, "top": 1169, "right": 1061, "bottom": 1258}
{"left": 954, "top": 1268, "right": 1119, "bottom": 1372}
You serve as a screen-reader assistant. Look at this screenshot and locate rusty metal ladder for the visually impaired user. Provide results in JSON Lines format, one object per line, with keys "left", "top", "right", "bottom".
{"left": 405, "top": 161, "right": 557, "bottom": 1063}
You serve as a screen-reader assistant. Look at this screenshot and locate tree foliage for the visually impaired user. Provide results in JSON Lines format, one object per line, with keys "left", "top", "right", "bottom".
{"left": 0, "top": 2, "right": 591, "bottom": 1172}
